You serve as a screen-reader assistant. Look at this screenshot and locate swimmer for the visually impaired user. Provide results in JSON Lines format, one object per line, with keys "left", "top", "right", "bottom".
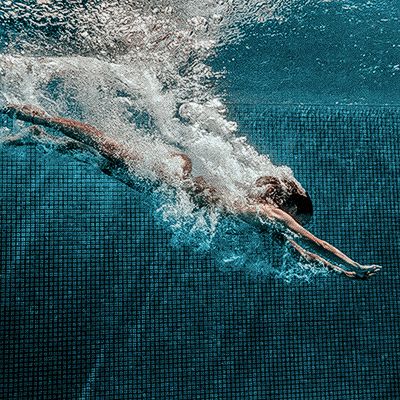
{"left": 1, "top": 103, "right": 382, "bottom": 280}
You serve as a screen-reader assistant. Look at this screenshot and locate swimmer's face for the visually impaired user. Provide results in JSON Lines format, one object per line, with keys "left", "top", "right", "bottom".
{"left": 252, "top": 176, "right": 313, "bottom": 225}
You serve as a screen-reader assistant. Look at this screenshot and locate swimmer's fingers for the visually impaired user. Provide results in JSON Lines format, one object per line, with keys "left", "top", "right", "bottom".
{"left": 328, "top": 264, "right": 381, "bottom": 280}
{"left": 355, "top": 265, "right": 382, "bottom": 280}
{"left": 359, "top": 264, "right": 382, "bottom": 272}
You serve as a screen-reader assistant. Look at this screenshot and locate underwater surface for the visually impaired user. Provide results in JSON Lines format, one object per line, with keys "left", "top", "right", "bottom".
{"left": 214, "top": 0, "right": 400, "bottom": 105}
{"left": 1, "top": 1, "right": 400, "bottom": 399}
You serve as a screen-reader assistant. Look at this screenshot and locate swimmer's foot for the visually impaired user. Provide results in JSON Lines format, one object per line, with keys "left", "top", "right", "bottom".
{"left": 1, "top": 125, "right": 95, "bottom": 155}
{"left": 1, "top": 126, "right": 48, "bottom": 147}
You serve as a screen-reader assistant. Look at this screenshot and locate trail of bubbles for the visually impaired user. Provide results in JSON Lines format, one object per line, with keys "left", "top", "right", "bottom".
{"left": 0, "top": 0, "right": 321, "bottom": 282}
{"left": 0, "top": 54, "right": 298, "bottom": 199}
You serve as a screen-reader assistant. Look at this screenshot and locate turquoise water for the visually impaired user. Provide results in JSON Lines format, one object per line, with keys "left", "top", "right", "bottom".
{"left": 214, "top": 0, "right": 400, "bottom": 105}
{"left": 1, "top": 1, "right": 400, "bottom": 399}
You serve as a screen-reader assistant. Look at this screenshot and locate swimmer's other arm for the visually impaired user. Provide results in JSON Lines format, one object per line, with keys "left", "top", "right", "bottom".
{"left": 246, "top": 204, "right": 381, "bottom": 280}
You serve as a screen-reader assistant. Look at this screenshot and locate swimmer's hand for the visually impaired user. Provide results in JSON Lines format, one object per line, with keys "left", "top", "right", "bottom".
{"left": 356, "top": 264, "right": 382, "bottom": 279}
{"left": 330, "top": 264, "right": 382, "bottom": 280}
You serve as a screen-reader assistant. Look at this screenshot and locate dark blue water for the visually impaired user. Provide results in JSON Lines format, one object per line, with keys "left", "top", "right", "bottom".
{"left": 2, "top": 104, "right": 399, "bottom": 399}
{"left": 1, "top": 2, "right": 400, "bottom": 399}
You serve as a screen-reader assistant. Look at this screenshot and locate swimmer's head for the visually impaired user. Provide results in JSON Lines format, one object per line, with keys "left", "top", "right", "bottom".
{"left": 251, "top": 176, "right": 313, "bottom": 225}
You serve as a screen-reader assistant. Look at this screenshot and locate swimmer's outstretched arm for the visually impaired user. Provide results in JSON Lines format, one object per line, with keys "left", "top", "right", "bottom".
{"left": 257, "top": 204, "right": 381, "bottom": 279}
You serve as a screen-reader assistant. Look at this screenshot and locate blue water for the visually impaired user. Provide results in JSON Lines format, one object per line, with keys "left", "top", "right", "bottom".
{"left": 213, "top": 0, "right": 400, "bottom": 105}
{"left": 1, "top": 1, "right": 400, "bottom": 399}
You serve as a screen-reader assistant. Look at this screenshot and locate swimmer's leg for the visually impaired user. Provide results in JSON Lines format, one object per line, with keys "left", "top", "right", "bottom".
{"left": 1, "top": 105, "right": 184, "bottom": 192}
{"left": 1, "top": 104, "right": 191, "bottom": 184}
{"left": 1, "top": 123, "right": 137, "bottom": 188}
{"left": 1, "top": 103, "right": 140, "bottom": 164}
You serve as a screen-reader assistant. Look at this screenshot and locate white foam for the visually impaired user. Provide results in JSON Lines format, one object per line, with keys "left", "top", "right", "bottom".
{"left": 0, "top": 0, "right": 316, "bottom": 281}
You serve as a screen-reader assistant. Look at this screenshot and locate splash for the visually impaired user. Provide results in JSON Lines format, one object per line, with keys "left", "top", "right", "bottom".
{"left": 0, "top": 0, "right": 325, "bottom": 282}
